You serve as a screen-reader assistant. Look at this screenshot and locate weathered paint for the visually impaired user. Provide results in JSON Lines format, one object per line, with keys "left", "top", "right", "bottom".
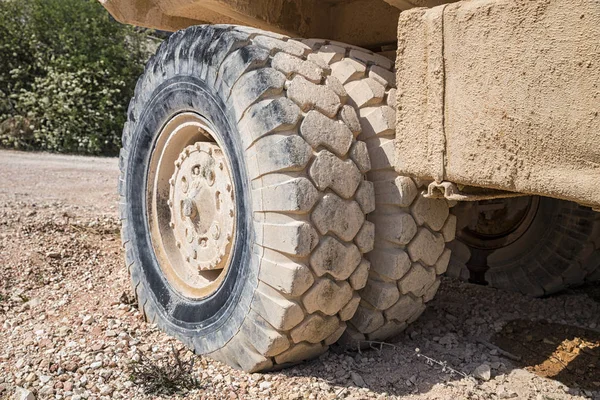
{"left": 396, "top": 0, "right": 600, "bottom": 208}
{"left": 99, "top": 0, "right": 448, "bottom": 48}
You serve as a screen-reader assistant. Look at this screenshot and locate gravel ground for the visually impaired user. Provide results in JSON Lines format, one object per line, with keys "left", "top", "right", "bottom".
{"left": 0, "top": 149, "right": 599, "bottom": 400}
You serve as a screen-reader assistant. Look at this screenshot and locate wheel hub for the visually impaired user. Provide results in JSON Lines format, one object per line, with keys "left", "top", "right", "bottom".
{"left": 169, "top": 142, "right": 234, "bottom": 271}
{"left": 457, "top": 196, "right": 539, "bottom": 250}
{"left": 146, "top": 112, "right": 237, "bottom": 299}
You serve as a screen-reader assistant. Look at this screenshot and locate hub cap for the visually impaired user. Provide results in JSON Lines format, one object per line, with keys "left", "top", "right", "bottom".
{"left": 169, "top": 143, "right": 234, "bottom": 271}
{"left": 146, "top": 113, "right": 236, "bottom": 299}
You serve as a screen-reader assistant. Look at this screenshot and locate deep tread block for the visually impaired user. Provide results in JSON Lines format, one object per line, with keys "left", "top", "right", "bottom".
{"left": 287, "top": 75, "right": 342, "bottom": 118}
{"left": 253, "top": 177, "right": 319, "bottom": 213}
{"left": 310, "top": 236, "right": 362, "bottom": 281}
{"left": 312, "top": 194, "right": 365, "bottom": 241}
{"left": 303, "top": 279, "right": 353, "bottom": 316}
{"left": 309, "top": 150, "right": 362, "bottom": 199}
{"left": 258, "top": 258, "right": 315, "bottom": 297}
{"left": 300, "top": 111, "right": 353, "bottom": 157}
{"left": 248, "top": 134, "right": 312, "bottom": 178}
{"left": 252, "top": 282, "right": 305, "bottom": 331}
{"left": 241, "top": 310, "right": 291, "bottom": 357}
{"left": 272, "top": 51, "right": 323, "bottom": 83}
{"left": 231, "top": 68, "right": 286, "bottom": 121}
{"left": 290, "top": 314, "right": 340, "bottom": 344}
{"left": 238, "top": 98, "right": 302, "bottom": 149}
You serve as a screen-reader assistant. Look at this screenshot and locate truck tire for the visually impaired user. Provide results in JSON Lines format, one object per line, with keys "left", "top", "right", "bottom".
{"left": 119, "top": 25, "right": 374, "bottom": 372}
{"left": 448, "top": 197, "right": 600, "bottom": 296}
{"left": 307, "top": 40, "right": 455, "bottom": 344}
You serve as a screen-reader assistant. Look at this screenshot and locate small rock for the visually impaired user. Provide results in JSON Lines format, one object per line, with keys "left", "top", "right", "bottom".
{"left": 27, "top": 298, "right": 41, "bottom": 308}
{"left": 38, "top": 386, "right": 54, "bottom": 396}
{"left": 57, "top": 326, "right": 70, "bottom": 337}
{"left": 490, "top": 361, "right": 504, "bottom": 370}
{"left": 497, "top": 385, "right": 517, "bottom": 399}
{"left": 91, "top": 342, "right": 103, "bottom": 351}
{"left": 99, "top": 369, "right": 112, "bottom": 379}
{"left": 82, "top": 315, "right": 94, "bottom": 325}
{"left": 39, "top": 375, "right": 51, "bottom": 384}
{"left": 259, "top": 381, "right": 272, "bottom": 390}
{"left": 12, "top": 387, "right": 35, "bottom": 400}
{"left": 89, "top": 361, "right": 102, "bottom": 369}
{"left": 251, "top": 373, "right": 263, "bottom": 382}
{"left": 99, "top": 385, "right": 114, "bottom": 396}
{"left": 510, "top": 368, "right": 533, "bottom": 381}
{"left": 63, "top": 381, "right": 73, "bottom": 392}
{"left": 473, "top": 364, "right": 491, "bottom": 381}
{"left": 46, "top": 251, "right": 61, "bottom": 259}
{"left": 350, "top": 372, "right": 366, "bottom": 387}
{"left": 63, "top": 361, "right": 78, "bottom": 372}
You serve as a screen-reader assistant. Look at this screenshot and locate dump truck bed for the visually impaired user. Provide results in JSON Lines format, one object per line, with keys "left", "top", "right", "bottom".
{"left": 99, "top": 0, "right": 448, "bottom": 48}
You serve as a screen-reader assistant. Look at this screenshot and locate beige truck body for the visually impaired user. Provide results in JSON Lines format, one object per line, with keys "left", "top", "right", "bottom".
{"left": 395, "top": 0, "right": 600, "bottom": 209}
{"left": 99, "top": 0, "right": 449, "bottom": 48}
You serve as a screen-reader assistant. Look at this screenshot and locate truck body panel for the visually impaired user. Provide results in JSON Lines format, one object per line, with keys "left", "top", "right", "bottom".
{"left": 99, "top": 0, "right": 448, "bottom": 48}
{"left": 395, "top": 0, "right": 600, "bottom": 208}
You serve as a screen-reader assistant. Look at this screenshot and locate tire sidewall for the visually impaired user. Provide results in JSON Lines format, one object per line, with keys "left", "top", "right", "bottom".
{"left": 485, "top": 196, "right": 557, "bottom": 267}
{"left": 485, "top": 197, "right": 593, "bottom": 267}
{"left": 125, "top": 75, "right": 256, "bottom": 353}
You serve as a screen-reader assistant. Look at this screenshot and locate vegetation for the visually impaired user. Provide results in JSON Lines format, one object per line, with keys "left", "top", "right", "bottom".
{"left": 128, "top": 346, "right": 200, "bottom": 395}
{"left": 0, "top": 0, "right": 155, "bottom": 155}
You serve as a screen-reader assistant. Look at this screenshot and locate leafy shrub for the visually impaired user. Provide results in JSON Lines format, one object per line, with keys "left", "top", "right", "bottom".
{"left": 0, "top": 0, "right": 155, "bottom": 155}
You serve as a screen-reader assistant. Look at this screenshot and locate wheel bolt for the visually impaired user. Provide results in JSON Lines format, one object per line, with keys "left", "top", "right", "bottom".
{"left": 182, "top": 198, "right": 196, "bottom": 219}
{"left": 211, "top": 224, "right": 220, "bottom": 240}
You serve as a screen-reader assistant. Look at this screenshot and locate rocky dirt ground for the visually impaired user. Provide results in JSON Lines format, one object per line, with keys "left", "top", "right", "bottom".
{"left": 0, "top": 149, "right": 599, "bottom": 400}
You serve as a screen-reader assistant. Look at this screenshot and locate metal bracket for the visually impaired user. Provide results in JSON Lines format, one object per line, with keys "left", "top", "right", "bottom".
{"left": 425, "top": 181, "right": 528, "bottom": 202}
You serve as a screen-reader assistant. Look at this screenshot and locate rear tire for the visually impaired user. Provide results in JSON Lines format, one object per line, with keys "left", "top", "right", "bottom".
{"left": 119, "top": 25, "right": 374, "bottom": 372}
{"left": 306, "top": 40, "right": 455, "bottom": 344}
{"left": 448, "top": 197, "right": 600, "bottom": 296}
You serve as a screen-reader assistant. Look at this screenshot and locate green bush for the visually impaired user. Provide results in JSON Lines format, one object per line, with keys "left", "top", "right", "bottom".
{"left": 0, "top": 0, "right": 154, "bottom": 155}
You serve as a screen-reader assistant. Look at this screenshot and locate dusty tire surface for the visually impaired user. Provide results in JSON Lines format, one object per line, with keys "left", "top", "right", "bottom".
{"left": 448, "top": 197, "right": 600, "bottom": 296}
{"left": 119, "top": 25, "right": 374, "bottom": 372}
{"left": 306, "top": 40, "right": 455, "bottom": 344}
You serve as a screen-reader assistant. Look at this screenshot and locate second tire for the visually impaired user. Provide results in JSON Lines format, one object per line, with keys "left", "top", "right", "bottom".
{"left": 306, "top": 39, "right": 455, "bottom": 344}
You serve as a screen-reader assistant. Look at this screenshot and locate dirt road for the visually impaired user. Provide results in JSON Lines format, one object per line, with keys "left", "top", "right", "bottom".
{"left": 1, "top": 149, "right": 599, "bottom": 400}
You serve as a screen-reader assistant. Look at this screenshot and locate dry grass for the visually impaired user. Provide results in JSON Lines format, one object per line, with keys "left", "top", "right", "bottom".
{"left": 128, "top": 345, "right": 200, "bottom": 395}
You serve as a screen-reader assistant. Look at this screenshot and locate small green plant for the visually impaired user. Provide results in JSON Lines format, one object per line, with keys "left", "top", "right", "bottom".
{"left": 128, "top": 345, "right": 200, "bottom": 395}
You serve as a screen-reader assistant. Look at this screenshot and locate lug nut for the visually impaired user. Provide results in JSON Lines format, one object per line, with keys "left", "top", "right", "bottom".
{"left": 182, "top": 198, "right": 196, "bottom": 218}
{"left": 211, "top": 224, "right": 220, "bottom": 240}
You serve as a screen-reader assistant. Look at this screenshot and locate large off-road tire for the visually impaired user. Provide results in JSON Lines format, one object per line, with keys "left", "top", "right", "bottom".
{"left": 305, "top": 40, "right": 456, "bottom": 343}
{"left": 448, "top": 197, "right": 600, "bottom": 296}
{"left": 119, "top": 25, "right": 375, "bottom": 372}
